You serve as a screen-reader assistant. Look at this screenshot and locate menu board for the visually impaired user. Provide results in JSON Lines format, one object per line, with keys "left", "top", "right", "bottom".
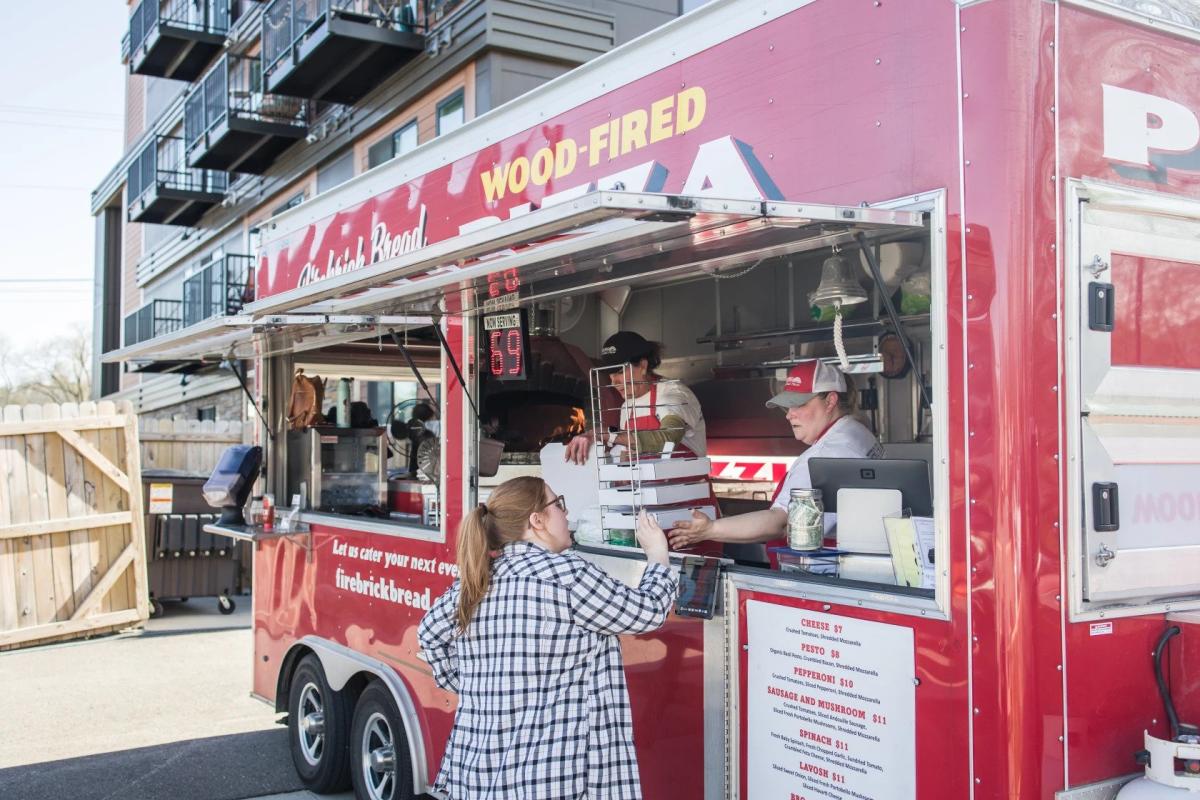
{"left": 746, "top": 600, "right": 915, "bottom": 799}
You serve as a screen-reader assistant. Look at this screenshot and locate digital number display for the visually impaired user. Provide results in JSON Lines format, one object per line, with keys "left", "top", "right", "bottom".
{"left": 486, "top": 268, "right": 521, "bottom": 298}
{"left": 484, "top": 310, "right": 528, "bottom": 381}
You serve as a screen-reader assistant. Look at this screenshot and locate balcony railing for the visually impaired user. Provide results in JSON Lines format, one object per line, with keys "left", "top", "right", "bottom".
{"left": 262, "top": 0, "right": 427, "bottom": 103}
{"left": 127, "top": 135, "right": 228, "bottom": 226}
{"left": 128, "top": 0, "right": 233, "bottom": 80}
{"left": 182, "top": 255, "right": 256, "bottom": 328}
{"left": 184, "top": 53, "right": 308, "bottom": 173}
{"left": 124, "top": 299, "right": 184, "bottom": 347}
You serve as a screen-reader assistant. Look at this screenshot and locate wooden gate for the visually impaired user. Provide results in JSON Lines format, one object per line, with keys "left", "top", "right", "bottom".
{"left": 0, "top": 401, "right": 149, "bottom": 650}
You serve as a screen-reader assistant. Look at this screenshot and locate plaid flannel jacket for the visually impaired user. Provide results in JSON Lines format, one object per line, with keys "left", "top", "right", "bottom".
{"left": 418, "top": 541, "right": 678, "bottom": 799}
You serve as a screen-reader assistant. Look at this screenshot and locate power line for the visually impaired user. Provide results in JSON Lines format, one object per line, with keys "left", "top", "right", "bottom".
{"left": 0, "top": 184, "right": 92, "bottom": 192}
{"left": 0, "top": 278, "right": 93, "bottom": 283}
{"left": 0, "top": 119, "right": 122, "bottom": 134}
{"left": 0, "top": 103, "right": 121, "bottom": 119}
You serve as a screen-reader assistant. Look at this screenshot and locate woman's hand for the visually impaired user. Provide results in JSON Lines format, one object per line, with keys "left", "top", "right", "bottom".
{"left": 635, "top": 510, "right": 670, "bottom": 566}
{"left": 564, "top": 434, "right": 592, "bottom": 464}
{"left": 667, "top": 510, "right": 714, "bottom": 550}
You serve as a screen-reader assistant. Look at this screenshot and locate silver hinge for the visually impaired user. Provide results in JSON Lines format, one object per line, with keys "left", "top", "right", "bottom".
{"left": 1085, "top": 255, "right": 1109, "bottom": 277}
{"left": 1095, "top": 544, "right": 1117, "bottom": 568}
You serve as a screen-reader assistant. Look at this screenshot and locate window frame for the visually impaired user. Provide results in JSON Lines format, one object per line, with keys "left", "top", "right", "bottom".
{"left": 462, "top": 189, "right": 951, "bottom": 620}
{"left": 264, "top": 350, "right": 448, "bottom": 545}
{"left": 435, "top": 90, "right": 465, "bottom": 137}
{"left": 368, "top": 118, "right": 419, "bottom": 169}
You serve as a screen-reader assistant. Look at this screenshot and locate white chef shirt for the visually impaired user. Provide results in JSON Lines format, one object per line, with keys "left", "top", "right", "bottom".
{"left": 771, "top": 415, "right": 883, "bottom": 512}
{"left": 618, "top": 379, "right": 707, "bottom": 457}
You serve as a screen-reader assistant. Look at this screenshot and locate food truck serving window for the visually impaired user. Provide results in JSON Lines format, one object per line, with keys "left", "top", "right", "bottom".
{"left": 458, "top": 191, "right": 950, "bottom": 614}
{"left": 265, "top": 325, "right": 445, "bottom": 540}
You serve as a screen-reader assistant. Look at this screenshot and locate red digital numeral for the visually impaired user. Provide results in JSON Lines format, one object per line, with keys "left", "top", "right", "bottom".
{"left": 505, "top": 329, "right": 523, "bottom": 375}
{"left": 489, "top": 330, "right": 505, "bottom": 376}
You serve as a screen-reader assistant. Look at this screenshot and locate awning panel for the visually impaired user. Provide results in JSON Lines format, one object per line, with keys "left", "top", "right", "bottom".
{"left": 246, "top": 192, "right": 765, "bottom": 317}
{"left": 101, "top": 314, "right": 431, "bottom": 365}
{"left": 278, "top": 193, "right": 926, "bottom": 318}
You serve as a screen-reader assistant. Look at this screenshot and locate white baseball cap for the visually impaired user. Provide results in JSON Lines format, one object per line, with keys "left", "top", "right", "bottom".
{"left": 765, "top": 359, "right": 848, "bottom": 409}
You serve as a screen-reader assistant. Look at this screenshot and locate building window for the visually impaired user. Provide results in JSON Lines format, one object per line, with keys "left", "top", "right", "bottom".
{"left": 317, "top": 151, "right": 354, "bottom": 194}
{"left": 367, "top": 119, "right": 418, "bottom": 169}
{"left": 197, "top": 406, "right": 217, "bottom": 422}
{"left": 272, "top": 192, "right": 305, "bottom": 217}
{"left": 436, "top": 91, "right": 465, "bottom": 136}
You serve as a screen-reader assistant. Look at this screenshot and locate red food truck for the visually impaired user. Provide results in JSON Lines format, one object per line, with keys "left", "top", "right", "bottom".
{"left": 106, "top": 0, "right": 1200, "bottom": 797}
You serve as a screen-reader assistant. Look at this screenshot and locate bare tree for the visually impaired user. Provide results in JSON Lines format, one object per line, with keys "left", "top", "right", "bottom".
{"left": 0, "top": 328, "right": 92, "bottom": 405}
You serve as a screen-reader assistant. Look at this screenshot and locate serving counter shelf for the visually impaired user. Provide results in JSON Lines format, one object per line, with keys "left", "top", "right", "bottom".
{"left": 204, "top": 521, "right": 314, "bottom": 561}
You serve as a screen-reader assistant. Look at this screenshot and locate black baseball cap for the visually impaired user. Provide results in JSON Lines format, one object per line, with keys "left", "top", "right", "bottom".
{"left": 600, "top": 331, "right": 655, "bottom": 367}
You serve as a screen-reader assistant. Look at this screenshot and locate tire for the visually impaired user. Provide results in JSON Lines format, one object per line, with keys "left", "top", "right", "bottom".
{"left": 149, "top": 598, "right": 164, "bottom": 618}
{"left": 350, "top": 682, "right": 414, "bottom": 800}
{"left": 218, "top": 595, "right": 236, "bottom": 615}
{"left": 287, "top": 655, "right": 352, "bottom": 793}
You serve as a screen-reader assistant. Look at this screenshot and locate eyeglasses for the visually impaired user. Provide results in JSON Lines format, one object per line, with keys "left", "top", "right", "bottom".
{"left": 542, "top": 495, "right": 567, "bottom": 514}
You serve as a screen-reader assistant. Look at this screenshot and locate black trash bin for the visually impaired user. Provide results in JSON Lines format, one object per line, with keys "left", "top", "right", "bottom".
{"left": 142, "top": 470, "right": 249, "bottom": 617}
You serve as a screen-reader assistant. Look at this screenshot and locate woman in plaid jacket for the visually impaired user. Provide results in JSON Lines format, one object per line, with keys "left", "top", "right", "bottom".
{"left": 418, "top": 476, "right": 677, "bottom": 799}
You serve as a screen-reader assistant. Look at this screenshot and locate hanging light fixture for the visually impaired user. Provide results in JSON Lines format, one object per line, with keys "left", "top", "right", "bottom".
{"left": 809, "top": 246, "right": 869, "bottom": 370}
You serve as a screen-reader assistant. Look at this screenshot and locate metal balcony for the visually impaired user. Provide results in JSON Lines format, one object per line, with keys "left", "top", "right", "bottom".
{"left": 182, "top": 255, "right": 256, "bottom": 327}
{"left": 262, "top": 0, "right": 426, "bottom": 104}
{"left": 185, "top": 54, "right": 308, "bottom": 174}
{"left": 127, "top": 135, "right": 228, "bottom": 226}
{"left": 128, "top": 0, "right": 231, "bottom": 81}
{"left": 124, "top": 299, "right": 184, "bottom": 347}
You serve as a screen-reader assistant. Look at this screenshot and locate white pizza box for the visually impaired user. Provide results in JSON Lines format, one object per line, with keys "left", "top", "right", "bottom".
{"left": 599, "top": 481, "right": 710, "bottom": 507}
{"left": 601, "top": 503, "right": 718, "bottom": 531}
{"left": 597, "top": 457, "right": 711, "bottom": 483}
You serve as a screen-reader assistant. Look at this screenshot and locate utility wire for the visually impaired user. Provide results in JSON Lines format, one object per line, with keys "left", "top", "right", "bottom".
{"left": 0, "top": 103, "right": 121, "bottom": 120}
{"left": 0, "top": 278, "right": 93, "bottom": 283}
{"left": 0, "top": 119, "right": 122, "bottom": 134}
{"left": 0, "top": 184, "right": 93, "bottom": 192}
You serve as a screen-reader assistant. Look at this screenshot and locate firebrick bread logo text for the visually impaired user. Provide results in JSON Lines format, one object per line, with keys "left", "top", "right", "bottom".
{"left": 295, "top": 204, "right": 429, "bottom": 287}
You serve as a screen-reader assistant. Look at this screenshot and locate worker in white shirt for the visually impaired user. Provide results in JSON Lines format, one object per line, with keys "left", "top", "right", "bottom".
{"left": 668, "top": 359, "right": 881, "bottom": 549}
{"left": 564, "top": 330, "right": 707, "bottom": 464}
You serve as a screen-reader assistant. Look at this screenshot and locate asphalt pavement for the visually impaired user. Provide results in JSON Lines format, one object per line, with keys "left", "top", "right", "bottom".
{"left": 0, "top": 596, "right": 344, "bottom": 800}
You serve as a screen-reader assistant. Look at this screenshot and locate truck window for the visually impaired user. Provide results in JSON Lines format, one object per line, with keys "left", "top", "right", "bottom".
{"left": 264, "top": 325, "right": 444, "bottom": 539}
{"left": 470, "top": 195, "right": 947, "bottom": 607}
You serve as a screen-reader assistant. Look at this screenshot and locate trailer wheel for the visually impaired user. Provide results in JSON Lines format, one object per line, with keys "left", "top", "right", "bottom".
{"left": 350, "top": 681, "right": 413, "bottom": 800}
{"left": 287, "top": 655, "right": 352, "bottom": 793}
{"left": 218, "top": 595, "right": 236, "bottom": 615}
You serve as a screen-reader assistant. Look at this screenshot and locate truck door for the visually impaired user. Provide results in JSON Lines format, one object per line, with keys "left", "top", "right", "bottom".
{"left": 1068, "top": 181, "right": 1200, "bottom": 612}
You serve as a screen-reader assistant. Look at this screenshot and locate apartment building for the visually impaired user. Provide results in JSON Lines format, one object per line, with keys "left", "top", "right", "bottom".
{"left": 90, "top": 0, "right": 683, "bottom": 420}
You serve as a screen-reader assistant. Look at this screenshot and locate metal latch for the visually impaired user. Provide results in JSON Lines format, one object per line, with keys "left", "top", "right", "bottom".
{"left": 1085, "top": 255, "right": 1109, "bottom": 277}
{"left": 1088, "top": 282, "right": 1115, "bottom": 332}
{"left": 1093, "top": 481, "right": 1120, "bottom": 532}
{"left": 1095, "top": 544, "right": 1116, "bottom": 568}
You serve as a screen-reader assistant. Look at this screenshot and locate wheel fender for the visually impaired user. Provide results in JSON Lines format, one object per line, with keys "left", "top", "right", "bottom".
{"left": 280, "top": 636, "right": 430, "bottom": 796}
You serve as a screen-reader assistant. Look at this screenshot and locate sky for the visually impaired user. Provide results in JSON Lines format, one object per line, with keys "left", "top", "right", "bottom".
{"left": 0, "top": 3, "right": 128, "bottom": 351}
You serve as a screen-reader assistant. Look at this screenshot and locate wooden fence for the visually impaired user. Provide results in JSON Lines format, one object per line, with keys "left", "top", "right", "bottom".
{"left": 139, "top": 418, "right": 251, "bottom": 475}
{"left": 0, "top": 401, "right": 149, "bottom": 650}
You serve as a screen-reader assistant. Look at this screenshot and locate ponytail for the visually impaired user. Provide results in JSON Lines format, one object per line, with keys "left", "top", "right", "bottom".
{"left": 454, "top": 476, "right": 548, "bottom": 632}
{"left": 455, "top": 504, "right": 493, "bottom": 632}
